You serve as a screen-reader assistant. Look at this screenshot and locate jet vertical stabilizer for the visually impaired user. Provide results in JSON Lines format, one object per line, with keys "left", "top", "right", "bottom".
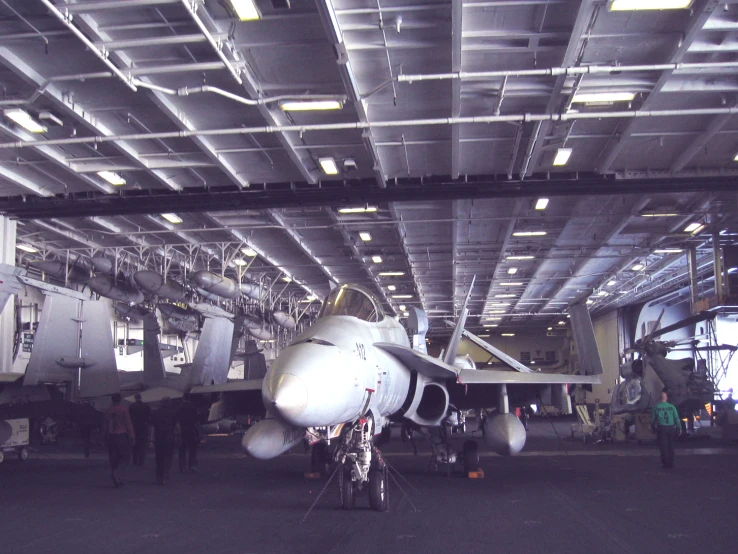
{"left": 408, "top": 307, "right": 429, "bottom": 354}
{"left": 78, "top": 299, "right": 120, "bottom": 398}
{"left": 0, "top": 264, "right": 24, "bottom": 316}
{"left": 443, "top": 276, "right": 475, "bottom": 365}
{"left": 142, "top": 312, "right": 167, "bottom": 385}
{"left": 185, "top": 315, "right": 235, "bottom": 386}
{"left": 568, "top": 297, "right": 604, "bottom": 376}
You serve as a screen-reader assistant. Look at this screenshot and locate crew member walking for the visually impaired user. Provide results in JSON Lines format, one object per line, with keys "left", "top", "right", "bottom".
{"left": 129, "top": 393, "right": 151, "bottom": 466}
{"left": 177, "top": 393, "right": 200, "bottom": 472}
{"left": 151, "top": 397, "right": 177, "bottom": 485}
{"left": 104, "top": 393, "right": 135, "bottom": 487}
{"left": 651, "top": 388, "right": 681, "bottom": 469}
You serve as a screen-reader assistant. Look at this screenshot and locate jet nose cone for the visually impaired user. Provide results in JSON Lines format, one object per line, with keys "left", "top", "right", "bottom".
{"left": 268, "top": 373, "right": 308, "bottom": 424}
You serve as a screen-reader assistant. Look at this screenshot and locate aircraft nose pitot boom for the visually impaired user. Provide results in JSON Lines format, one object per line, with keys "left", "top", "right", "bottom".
{"left": 263, "top": 342, "right": 365, "bottom": 427}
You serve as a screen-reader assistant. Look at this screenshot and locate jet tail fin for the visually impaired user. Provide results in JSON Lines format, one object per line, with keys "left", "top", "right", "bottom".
{"left": 142, "top": 313, "right": 167, "bottom": 385}
{"left": 569, "top": 297, "right": 604, "bottom": 376}
{"left": 186, "top": 315, "right": 235, "bottom": 386}
{"left": 443, "top": 276, "right": 475, "bottom": 365}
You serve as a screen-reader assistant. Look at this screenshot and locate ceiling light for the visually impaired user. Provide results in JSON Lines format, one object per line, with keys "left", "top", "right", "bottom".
{"left": 557, "top": 321, "right": 566, "bottom": 325}
{"left": 489, "top": 310, "right": 507, "bottom": 314}
{"left": 640, "top": 211, "right": 679, "bottom": 217}
{"left": 512, "top": 231, "right": 547, "bottom": 237}
{"left": 487, "top": 302, "right": 510, "bottom": 307}
{"left": 654, "top": 248, "right": 683, "bottom": 254}
{"left": 282, "top": 276, "right": 292, "bottom": 283}
{"left": 359, "top": 232, "right": 372, "bottom": 242}
{"left": 495, "top": 294, "right": 516, "bottom": 298}
{"left": 280, "top": 99, "right": 343, "bottom": 111}
{"left": 242, "top": 247, "right": 258, "bottom": 257}
{"left": 587, "top": 299, "right": 594, "bottom": 304}
{"left": 479, "top": 334, "right": 490, "bottom": 337}
{"left": 535, "top": 198, "right": 549, "bottom": 210}
{"left": 161, "top": 213, "right": 183, "bottom": 224}
{"left": 392, "top": 294, "right": 413, "bottom": 299}
{"left": 631, "top": 263, "right": 645, "bottom": 271}
{"left": 387, "top": 285, "right": 396, "bottom": 291}
{"left": 319, "top": 157, "right": 339, "bottom": 175}
{"left": 338, "top": 206, "right": 378, "bottom": 214}
{"left": 607, "top": 280, "right": 616, "bottom": 286}
{"left": 596, "top": 291, "right": 608, "bottom": 297}
{"left": 500, "top": 281, "right": 524, "bottom": 286}
{"left": 16, "top": 243, "right": 38, "bottom": 253}
{"left": 486, "top": 317, "right": 502, "bottom": 321}
{"left": 483, "top": 324, "right": 498, "bottom": 328}
{"left": 379, "top": 271, "right": 405, "bottom": 276}
{"left": 547, "top": 327, "right": 553, "bottom": 330}
{"left": 371, "top": 255, "right": 383, "bottom": 264}
{"left": 4, "top": 109, "right": 47, "bottom": 133}
{"left": 401, "top": 312, "right": 409, "bottom": 317}
{"left": 552, "top": 148, "right": 572, "bottom": 166}
{"left": 299, "top": 295, "right": 317, "bottom": 303}
{"left": 684, "top": 222, "right": 704, "bottom": 234}
{"left": 507, "top": 267, "right": 518, "bottom": 275}
{"left": 608, "top": 0, "right": 693, "bottom": 10}
{"left": 571, "top": 92, "right": 636, "bottom": 104}
{"left": 506, "top": 255, "right": 534, "bottom": 260}
{"left": 97, "top": 170, "right": 126, "bottom": 186}
{"left": 229, "top": 0, "right": 260, "bottom": 20}
{"left": 233, "top": 259, "right": 247, "bottom": 266}
{"left": 501, "top": 333, "right": 515, "bottom": 337}
{"left": 399, "top": 304, "right": 406, "bottom": 311}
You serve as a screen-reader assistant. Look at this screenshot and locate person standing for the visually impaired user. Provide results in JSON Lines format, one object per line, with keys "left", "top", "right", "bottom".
{"left": 129, "top": 393, "right": 151, "bottom": 466}
{"left": 177, "top": 393, "right": 200, "bottom": 473}
{"left": 104, "top": 393, "right": 135, "bottom": 487}
{"left": 151, "top": 397, "right": 177, "bottom": 485}
{"left": 651, "top": 388, "right": 682, "bottom": 469}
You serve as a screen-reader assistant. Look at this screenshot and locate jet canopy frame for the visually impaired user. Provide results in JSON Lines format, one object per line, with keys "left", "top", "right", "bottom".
{"left": 319, "top": 285, "right": 385, "bottom": 323}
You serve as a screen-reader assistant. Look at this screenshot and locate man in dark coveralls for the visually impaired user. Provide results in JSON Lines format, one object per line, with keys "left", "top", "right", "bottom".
{"left": 151, "top": 397, "right": 177, "bottom": 485}
{"left": 129, "top": 393, "right": 151, "bottom": 466}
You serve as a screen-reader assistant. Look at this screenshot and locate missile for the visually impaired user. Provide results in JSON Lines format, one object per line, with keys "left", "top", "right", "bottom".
{"left": 190, "top": 270, "right": 239, "bottom": 300}
{"left": 134, "top": 270, "right": 187, "bottom": 301}
{"left": 32, "top": 261, "right": 89, "bottom": 283}
{"left": 247, "top": 326, "right": 272, "bottom": 341}
{"left": 243, "top": 314, "right": 264, "bottom": 330}
{"left": 484, "top": 412, "right": 527, "bottom": 456}
{"left": 241, "top": 418, "right": 305, "bottom": 460}
{"left": 89, "top": 256, "right": 114, "bottom": 274}
{"left": 88, "top": 275, "right": 144, "bottom": 304}
{"left": 113, "top": 302, "right": 152, "bottom": 319}
{"left": 165, "top": 316, "right": 199, "bottom": 333}
{"left": 189, "top": 302, "right": 233, "bottom": 319}
{"left": 201, "top": 418, "right": 238, "bottom": 435}
{"left": 195, "top": 287, "right": 222, "bottom": 302}
{"left": 239, "top": 282, "right": 262, "bottom": 301}
{"left": 157, "top": 302, "right": 192, "bottom": 319}
{"left": 272, "top": 310, "right": 296, "bottom": 330}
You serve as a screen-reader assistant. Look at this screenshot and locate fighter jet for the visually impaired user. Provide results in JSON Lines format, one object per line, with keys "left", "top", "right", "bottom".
{"left": 238, "top": 281, "right": 601, "bottom": 510}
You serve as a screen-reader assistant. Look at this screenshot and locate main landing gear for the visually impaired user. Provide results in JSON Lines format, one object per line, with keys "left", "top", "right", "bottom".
{"left": 336, "top": 416, "right": 389, "bottom": 512}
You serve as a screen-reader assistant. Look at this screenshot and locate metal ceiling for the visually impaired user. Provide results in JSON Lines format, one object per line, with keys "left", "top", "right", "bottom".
{"left": 0, "top": 0, "right": 737, "bottom": 335}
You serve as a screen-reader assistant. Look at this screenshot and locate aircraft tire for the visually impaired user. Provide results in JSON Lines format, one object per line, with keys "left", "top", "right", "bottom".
{"left": 368, "top": 469, "right": 388, "bottom": 512}
{"left": 341, "top": 471, "right": 354, "bottom": 510}
{"left": 463, "top": 440, "right": 479, "bottom": 474}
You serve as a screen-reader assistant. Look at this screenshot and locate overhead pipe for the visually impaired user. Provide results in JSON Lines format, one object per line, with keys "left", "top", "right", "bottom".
{"left": 39, "top": 0, "right": 137, "bottom": 92}
{"left": 5, "top": 105, "right": 738, "bottom": 150}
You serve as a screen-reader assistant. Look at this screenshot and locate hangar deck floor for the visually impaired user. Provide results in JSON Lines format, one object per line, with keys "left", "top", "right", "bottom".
{"left": 1, "top": 419, "right": 736, "bottom": 554}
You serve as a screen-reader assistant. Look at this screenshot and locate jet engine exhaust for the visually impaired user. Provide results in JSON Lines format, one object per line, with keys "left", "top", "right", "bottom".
{"left": 241, "top": 418, "right": 306, "bottom": 460}
{"left": 484, "top": 412, "right": 526, "bottom": 456}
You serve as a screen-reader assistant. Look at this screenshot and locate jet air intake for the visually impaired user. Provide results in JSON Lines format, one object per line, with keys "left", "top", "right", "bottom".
{"left": 402, "top": 376, "right": 450, "bottom": 427}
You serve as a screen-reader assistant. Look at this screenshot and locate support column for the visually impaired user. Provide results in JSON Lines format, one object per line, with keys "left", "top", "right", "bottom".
{"left": 713, "top": 232, "right": 724, "bottom": 305}
{"left": 687, "top": 247, "right": 699, "bottom": 314}
{"left": 0, "top": 215, "right": 17, "bottom": 372}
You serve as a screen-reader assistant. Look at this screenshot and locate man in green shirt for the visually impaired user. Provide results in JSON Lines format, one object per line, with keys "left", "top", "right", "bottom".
{"left": 651, "top": 388, "right": 682, "bottom": 469}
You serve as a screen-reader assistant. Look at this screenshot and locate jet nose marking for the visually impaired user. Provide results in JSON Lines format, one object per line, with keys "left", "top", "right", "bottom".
{"left": 271, "top": 373, "right": 308, "bottom": 423}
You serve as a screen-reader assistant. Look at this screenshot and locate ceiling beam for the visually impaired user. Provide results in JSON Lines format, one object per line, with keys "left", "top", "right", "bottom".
{"left": 451, "top": 0, "right": 463, "bottom": 179}
{"left": 597, "top": 0, "right": 720, "bottom": 173}
{"left": 670, "top": 113, "right": 733, "bottom": 172}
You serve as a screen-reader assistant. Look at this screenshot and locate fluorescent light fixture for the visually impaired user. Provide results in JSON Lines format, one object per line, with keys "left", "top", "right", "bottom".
{"left": 535, "top": 198, "right": 549, "bottom": 210}
{"left": 229, "top": 0, "right": 260, "bottom": 20}
{"left": 571, "top": 92, "right": 636, "bottom": 104}
{"left": 399, "top": 304, "right": 406, "bottom": 311}
{"left": 392, "top": 294, "right": 413, "bottom": 299}
{"left": 299, "top": 295, "right": 317, "bottom": 303}
{"left": 512, "top": 231, "right": 547, "bottom": 237}
{"left": 506, "top": 255, "right": 534, "bottom": 260}
{"left": 161, "top": 213, "right": 183, "bottom": 224}
{"left": 486, "top": 317, "right": 503, "bottom": 321}
{"left": 557, "top": 321, "right": 566, "bottom": 325}
{"left": 282, "top": 276, "right": 292, "bottom": 283}
{"left": 684, "top": 222, "right": 704, "bottom": 234}
{"left": 631, "top": 263, "right": 645, "bottom": 271}
{"left": 359, "top": 232, "right": 372, "bottom": 242}
{"left": 507, "top": 267, "right": 518, "bottom": 275}
{"left": 495, "top": 294, "right": 516, "bottom": 298}
{"left": 319, "top": 157, "right": 339, "bottom": 175}
{"left": 4, "top": 109, "right": 47, "bottom": 133}
{"left": 640, "top": 211, "right": 679, "bottom": 217}
{"left": 654, "top": 248, "right": 683, "bottom": 254}
{"left": 379, "top": 271, "right": 405, "bottom": 276}
{"left": 371, "top": 255, "right": 383, "bottom": 264}
{"left": 501, "top": 333, "right": 515, "bottom": 337}
{"left": 587, "top": 299, "right": 594, "bottom": 304}
{"left": 483, "top": 324, "right": 498, "bottom": 328}
{"left": 734, "top": 152, "right": 738, "bottom": 162}
{"left": 233, "top": 259, "right": 247, "bottom": 266}
{"left": 596, "top": 291, "right": 608, "bottom": 297}
{"left": 338, "top": 206, "right": 378, "bottom": 214}
{"left": 487, "top": 302, "right": 510, "bottom": 307}
{"left": 489, "top": 310, "right": 507, "bottom": 314}
{"left": 501, "top": 281, "right": 524, "bottom": 286}
{"left": 547, "top": 327, "right": 553, "bottom": 330}
{"left": 387, "top": 285, "right": 396, "bottom": 291}
{"left": 97, "top": 170, "right": 126, "bottom": 186}
{"left": 242, "top": 247, "right": 258, "bottom": 257}
{"left": 606, "top": 280, "right": 617, "bottom": 287}
{"left": 280, "top": 100, "right": 343, "bottom": 111}
{"left": 552, "top": 148, "right": 572, "bottom": 166}
{"left": 608, "top": 0, "right": 693, "bottom": 11}
{"left": 16, "top": 243, "right": 38, "bottom": 253}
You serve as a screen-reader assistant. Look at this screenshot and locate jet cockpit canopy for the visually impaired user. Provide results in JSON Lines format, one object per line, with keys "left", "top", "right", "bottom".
{"left": 318, "top": 284, "right": 385, "bottom": 323}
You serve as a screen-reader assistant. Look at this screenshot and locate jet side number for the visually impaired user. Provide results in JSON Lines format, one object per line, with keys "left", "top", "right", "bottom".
{"left": 356, "top": 342, "right": 366, "bottom": 361}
